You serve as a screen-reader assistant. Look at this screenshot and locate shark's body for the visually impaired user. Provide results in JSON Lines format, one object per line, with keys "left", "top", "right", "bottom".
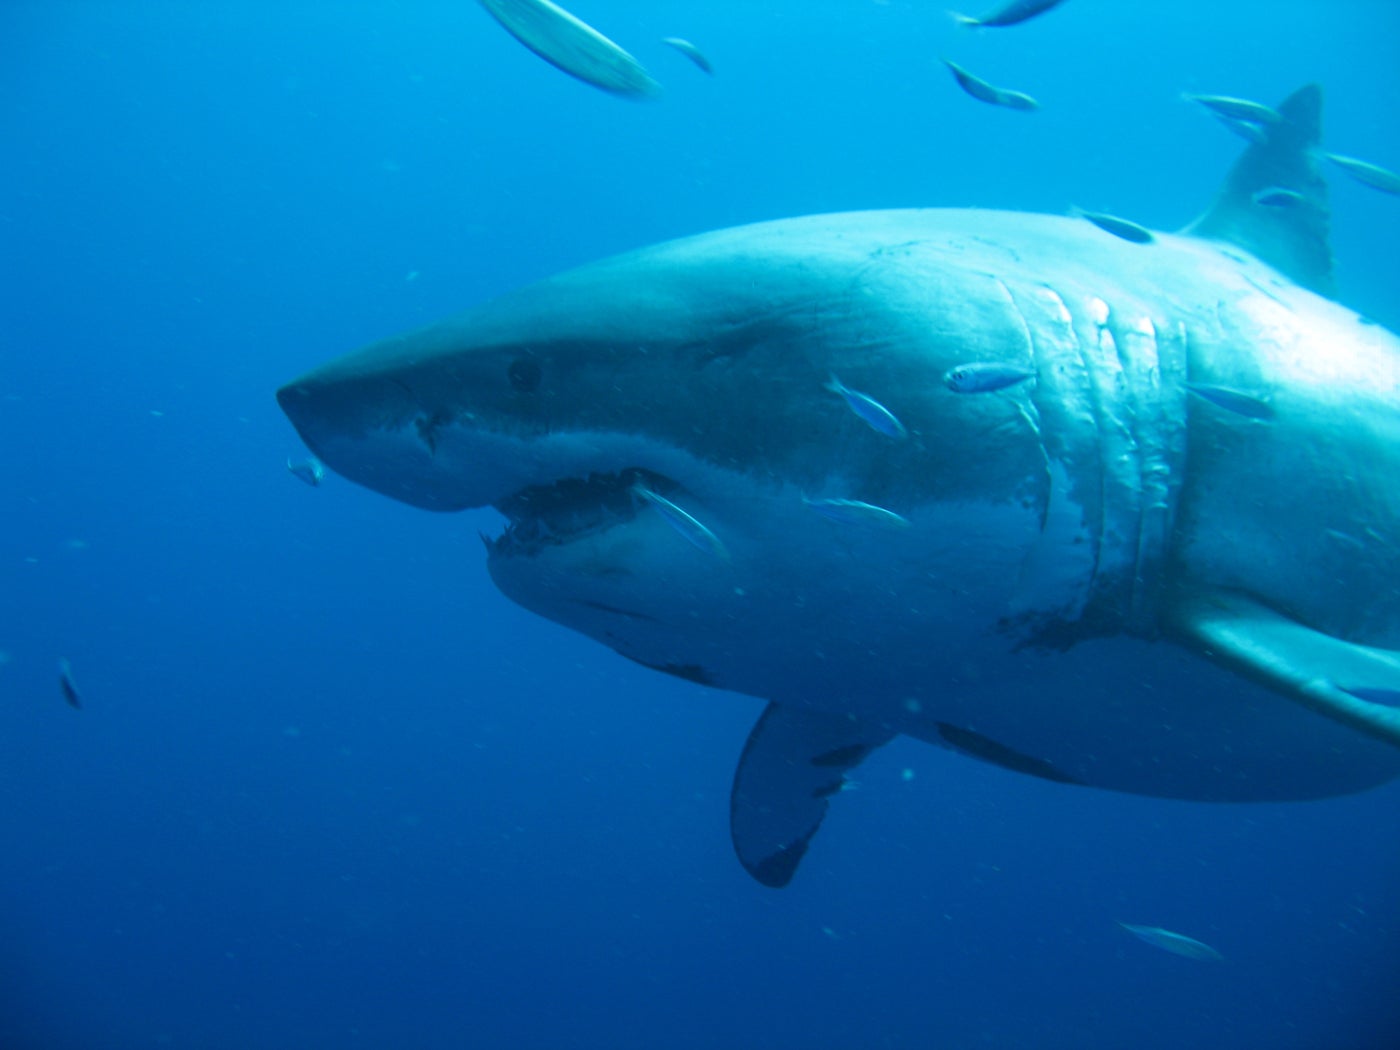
{"left": 279, "top": 86, "right": 1400, "bottom": 886}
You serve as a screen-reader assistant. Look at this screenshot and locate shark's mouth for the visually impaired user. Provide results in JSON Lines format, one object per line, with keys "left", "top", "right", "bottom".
{"left": 487, "top": 466, "right": 676, "bottom": 557}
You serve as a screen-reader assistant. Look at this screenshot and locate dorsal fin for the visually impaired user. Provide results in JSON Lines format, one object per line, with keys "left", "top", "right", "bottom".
{"left": 1183, "top": 84, "right": 1334, "bottom": 297}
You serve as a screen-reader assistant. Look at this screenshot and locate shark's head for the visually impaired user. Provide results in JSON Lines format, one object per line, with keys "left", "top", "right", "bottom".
{"left": 279, "top": 212, "right": 1147, "bottom": 705}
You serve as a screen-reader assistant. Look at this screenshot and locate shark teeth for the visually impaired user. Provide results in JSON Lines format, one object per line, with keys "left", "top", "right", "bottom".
{"left": 489, "top": 467, "right": 676, "bottom": 556}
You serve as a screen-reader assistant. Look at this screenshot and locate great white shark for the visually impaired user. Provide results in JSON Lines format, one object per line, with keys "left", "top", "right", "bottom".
{"left": 279, "top": 85, "right": 1400, "bottom": 887}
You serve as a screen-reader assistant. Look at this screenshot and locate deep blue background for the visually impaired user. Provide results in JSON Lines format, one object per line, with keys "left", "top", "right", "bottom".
{"left": 3, "top": 2, "right": 1398, "bottom": 1047}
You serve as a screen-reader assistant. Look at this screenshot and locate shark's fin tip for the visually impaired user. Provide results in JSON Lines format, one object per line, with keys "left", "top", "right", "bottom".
{"left": 730, "top": 704, "right": 893, "bottom": 887}
{"left": 1184, "top": 83, "right": 1335, "bottom": 298}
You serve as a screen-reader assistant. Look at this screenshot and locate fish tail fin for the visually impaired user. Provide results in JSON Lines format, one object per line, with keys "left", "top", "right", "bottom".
{"left": 1182, "top": 83, "right": 1334, "bottom": 297}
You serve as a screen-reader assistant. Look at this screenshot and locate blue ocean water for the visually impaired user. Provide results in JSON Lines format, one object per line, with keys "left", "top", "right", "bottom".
{"left": 3, "top": 1, "right": 1398, "bottom": 1047}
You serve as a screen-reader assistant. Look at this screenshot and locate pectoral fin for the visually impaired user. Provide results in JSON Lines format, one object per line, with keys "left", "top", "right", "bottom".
{"left": 730, "top": 704, "right": 893, "bottom": 888}
{"left": 1168, "top": 590, "right": 1400, "bottom": 749}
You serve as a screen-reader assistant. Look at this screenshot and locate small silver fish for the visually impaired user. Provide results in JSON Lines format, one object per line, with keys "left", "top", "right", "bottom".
{"left": 825, "top": 375, "right": 908, "bottom": 439}
{"left": 942, "top": 60, "right": 1038, "bottom": 112}
{"left": 1252, "top": 186, "right": 1308, "bottom": 208}
{"left": 943, "top": 362, "right": 1036, "bottom": 393}
{"left": 478, "top": 0, "right": 661, "bottom": 99}
{"left": 632, "top": 485, "right": 729, "bottom": 560}
{"left": 1183, "top": 93, "right": 1282, "bottom": 126}
{"left": 1118, "top": 922, "right": 1224, "bottom": 962}
{"left": 951, "top": 0, "right": 1067, "bottom": 29}
{"left": 1186, "top": 383, "right": 1274, "bottom": 420}
{"left": 1077, "top": 210, "right": 1155, "bottom": 244}
{"left": 661, "top": 37, "right": 712, "bottom": 75}
{"left": 287, "top": 456, "right": 325, "bottom": 487}
{"left": 803, "top": 498, "right": 911, "bottom": 530}
{"left": 1325, "top": 153, "right": 1400, "bottom": 196}
{"left": 1210, "top": 110, "right": 1267, "bottom": 146}
{"left": 58, "top": 658, "right": 82, "bottom": 710}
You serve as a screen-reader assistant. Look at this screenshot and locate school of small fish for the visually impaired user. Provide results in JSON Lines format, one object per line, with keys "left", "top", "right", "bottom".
{"left": 468, "top": 0, "right": 1399, "bottom": 219}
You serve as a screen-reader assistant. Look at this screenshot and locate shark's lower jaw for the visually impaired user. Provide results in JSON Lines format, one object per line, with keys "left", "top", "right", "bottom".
{"left": 487, "top": 466, "right": 676, "bottom": 557}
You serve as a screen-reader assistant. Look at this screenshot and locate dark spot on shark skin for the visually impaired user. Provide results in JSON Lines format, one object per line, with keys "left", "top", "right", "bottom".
{"left": 689, "top": 304, "right": 815, "bottom": 368}
{"left": 968, "top": 235, "right": 1023, "bottom": 263}
{"left": 936, "top": 722, "right": 1083, "bottom": 785}
{"left": 999, "top": 597, "right": 1129, "bottom": 652}
{"left": 811, "top": 743, "right": 873, "bottom": 768}
{"left": 575, "top": 599, "right": 662, "bottom": 623}
{"left": 659, "top": 663, "right": 716, "bottom": 686}
{"left": 415, "top": 413, "right": 446, "bottom": 454}
{"left": 615, "top": 652, "right": 716, "bottom": 686}
{"left": 810, "top": 779, "right": 846, "bottom": 800}
{"left": 867, "top": 240, "right": 924, "bottom": 260}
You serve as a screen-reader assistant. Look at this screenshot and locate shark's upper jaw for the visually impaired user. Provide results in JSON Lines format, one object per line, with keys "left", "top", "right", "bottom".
{"left": 278, "top": 370, "right": 711, "bottom": 553}
{"left": 277, "top": 355, "right": 725, "bottom": 562}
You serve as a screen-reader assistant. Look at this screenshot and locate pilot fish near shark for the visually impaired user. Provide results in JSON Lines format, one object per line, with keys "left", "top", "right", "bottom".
{"left": 279, "top": 84, "right": 1400, "bottom": 888}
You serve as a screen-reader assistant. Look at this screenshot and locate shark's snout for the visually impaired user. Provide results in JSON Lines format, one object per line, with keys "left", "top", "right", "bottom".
{"left": 277, "top": 365, "right": 488, "bottom": 512}
{"left": 277, "top": 342, "right": 711, "bottom": 520}
{"left": 278, "top": 370, "right": 417, "bottom": 452}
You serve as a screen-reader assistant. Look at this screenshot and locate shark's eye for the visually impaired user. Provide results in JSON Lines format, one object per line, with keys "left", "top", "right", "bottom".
{"left": 508, "top": 356, "right": 542, "bottom": 393}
